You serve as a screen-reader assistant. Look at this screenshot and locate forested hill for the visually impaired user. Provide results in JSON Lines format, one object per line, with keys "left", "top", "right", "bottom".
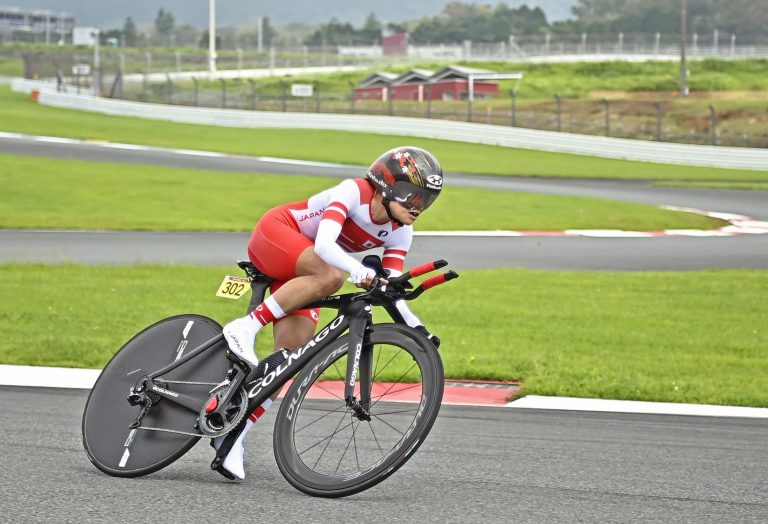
{"left": 3, "top": 0, "right": 578, "bottom": 28}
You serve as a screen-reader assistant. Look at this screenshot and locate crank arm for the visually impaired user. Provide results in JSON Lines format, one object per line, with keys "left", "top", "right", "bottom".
{"left": 207, "top": 367, "right": 247, "bottom": 419}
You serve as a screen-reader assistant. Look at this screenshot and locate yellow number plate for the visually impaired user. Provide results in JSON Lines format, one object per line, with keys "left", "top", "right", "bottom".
{"left": 216, "top": 276, "right": 250, "bottom": 300}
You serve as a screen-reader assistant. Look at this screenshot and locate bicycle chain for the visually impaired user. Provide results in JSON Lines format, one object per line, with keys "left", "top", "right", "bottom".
{"left": 158, "top": 379, "right": 219, "bottom": 387}
{"left": 136, "top": 425, "right": 204, "bottom": 438}
{"left": 134, "top": 382, "right": 246, "bottom": 439}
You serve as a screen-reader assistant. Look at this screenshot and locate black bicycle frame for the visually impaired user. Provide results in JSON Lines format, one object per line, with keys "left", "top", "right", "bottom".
{"left": 134, "top": 288, "right": 382, "bottom": 426}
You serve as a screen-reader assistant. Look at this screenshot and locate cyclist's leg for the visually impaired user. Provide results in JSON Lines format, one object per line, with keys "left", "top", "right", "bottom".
{"left": 223, "top": 209, "right": 343, "bottom": 364}
{"left": 215, "top": 289, "right": 322, "bottom": 480}
{"left": 264, "top": 245, "right": 345, "bottom": 315}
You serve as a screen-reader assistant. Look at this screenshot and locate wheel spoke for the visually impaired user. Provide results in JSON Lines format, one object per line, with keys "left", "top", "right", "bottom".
{"left": 369, "top": 407, "right": 420, "bottom": 416}
{"left": 366, "top": 420, "right": 385, "bottom": 457}
{"left": 307, "top": 413, "right": 352, "bottom": 469}
{"left": 312, "top": 381, "right": 346, "bottom": 401}
{"left": 371, "top": 346, "right": 402, "bottom": 382}
{"left": 334, "top": 417, "right": 358, "bottom": 475}
{"left": 294, "top": 403, "right": 348, "bottom": 434}
{"left": 369, "top": 363, "right": 420, "bottom": 410}
{"left": 369, "top": 412, "right": 407, "bottom": 437}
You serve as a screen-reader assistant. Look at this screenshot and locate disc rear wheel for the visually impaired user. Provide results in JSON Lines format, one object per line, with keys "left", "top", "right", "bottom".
{"left": 82, "top": 315, "right": 229, "bottom": 477}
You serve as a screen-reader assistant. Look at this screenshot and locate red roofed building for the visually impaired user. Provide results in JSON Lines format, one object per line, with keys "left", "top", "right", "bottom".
{"left": 353, "top": 66, "right": 505, "bottom": 102}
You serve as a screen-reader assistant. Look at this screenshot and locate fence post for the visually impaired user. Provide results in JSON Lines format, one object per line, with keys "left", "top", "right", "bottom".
{"left": 220, "top": 79, "right": 226, "bottom": 108}
{"left": 348, "top": 80, "right": 356, "bottom": 114}
{"left": 555, "top": 94, "right": 562, "bottom": 132}
{"left": 281, "top": 81, "right": 287, "bottom": 112}
{"left": 467, "top": 92, "right": 473, "bottom": 122}
{"left": 602, "top": 98, "right": 610, "bottom": 137}
{"left": 509, "top": 90, "right": 517, "bottom": 127}
{"left": 426, "top": 84, "right": 432, "bottom": 119}
{"left": 708, "top": 105, "right": 718, "bottom": 145}
{"left": 654, "top": 102, "right": 662, "bottom": 141}
{"left": 388, "top": 88, "right": 394, "bottom": 116}
{"left": 165, "top": 74, "right": 173, "bottom": 104}
{"left": 314, "top": 81, "right": 320, "bottom": 113}
{"left": 248, "top": 78, "right": 256, "bottom": 110}
{"left": 192, "top": 77, "right": 199, "bottom": 106}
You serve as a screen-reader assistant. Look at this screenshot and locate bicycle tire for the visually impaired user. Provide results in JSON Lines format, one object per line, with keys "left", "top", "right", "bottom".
{"left": 82, "top": 314, "right": 228, "bottom": 477}
{"left": 273, "top": 324, "right": 444, "bottom": 498}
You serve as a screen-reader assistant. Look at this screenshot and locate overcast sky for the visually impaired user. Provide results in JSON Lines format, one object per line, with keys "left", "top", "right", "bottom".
{"left": 1, "top": 1, "right": 579, "bottom": 28}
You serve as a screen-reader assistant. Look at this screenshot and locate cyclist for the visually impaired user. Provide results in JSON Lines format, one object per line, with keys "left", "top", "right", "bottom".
{"left": 214, "top": 146, "right": 443, "bottom": 480}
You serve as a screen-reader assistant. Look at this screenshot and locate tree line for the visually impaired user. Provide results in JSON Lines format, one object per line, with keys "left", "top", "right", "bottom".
{"left": 307, "top": 0, "right": 768, "bottom": 45}
{"left": 96, "top": 1, "right": 767, "bottom": 50}
{"left": 100, "top": 9, "right": 276, "bottom": 49}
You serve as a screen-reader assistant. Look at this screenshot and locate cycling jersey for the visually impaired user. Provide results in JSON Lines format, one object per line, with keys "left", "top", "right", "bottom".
{"left": 247, "top": 178, "right": 421, "bottom": 327}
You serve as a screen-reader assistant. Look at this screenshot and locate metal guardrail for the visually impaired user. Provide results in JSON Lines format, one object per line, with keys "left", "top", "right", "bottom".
{"left": 12, "top": 78, "right": 768, "bottom": 171}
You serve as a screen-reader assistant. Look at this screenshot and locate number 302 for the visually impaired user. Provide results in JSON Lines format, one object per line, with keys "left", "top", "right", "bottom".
{"left": 223, "top": 282, "right": 245, "bottom": 295}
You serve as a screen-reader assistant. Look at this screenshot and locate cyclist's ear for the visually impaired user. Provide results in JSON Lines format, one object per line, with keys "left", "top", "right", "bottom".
{"left": 361, "top": 255, "right": 387, "bottom": 278}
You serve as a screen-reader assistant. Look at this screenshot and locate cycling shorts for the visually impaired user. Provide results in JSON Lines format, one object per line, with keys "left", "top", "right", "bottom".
{"left": 247, "top": 203, "right": 320, "bottom": 327}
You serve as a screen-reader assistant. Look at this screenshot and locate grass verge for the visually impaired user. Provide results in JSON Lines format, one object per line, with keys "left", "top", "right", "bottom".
{"left": 1, "top": 85, "right": 764, "bottom": 181}
{"left": 0, "top": 153, "right": 726, "bottom": 231}
{"left": 1, "top": 264, "right": 765, "bottom": 407}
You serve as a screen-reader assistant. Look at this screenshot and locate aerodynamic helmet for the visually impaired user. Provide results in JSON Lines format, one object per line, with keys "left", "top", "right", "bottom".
{"left": 366, "top": 146, "right": 443, "bottom": 211}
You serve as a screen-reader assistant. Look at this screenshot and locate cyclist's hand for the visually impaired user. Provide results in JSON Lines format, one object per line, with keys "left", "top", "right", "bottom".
{"left": 414, "top": 325, "right": 441, "bottom": 348}
{"left": 349, "top": 266, "right": 388, "bottom": 289}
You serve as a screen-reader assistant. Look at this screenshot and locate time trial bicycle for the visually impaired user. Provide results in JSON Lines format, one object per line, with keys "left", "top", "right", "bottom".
{"left": 82, "top": 255, "right": 458, "bottom": 497}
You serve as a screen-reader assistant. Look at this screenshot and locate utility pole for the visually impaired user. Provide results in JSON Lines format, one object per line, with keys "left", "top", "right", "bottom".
{"left": 679, "top": 0, "right": 689, "bottom": 97}
{"left": 208, "top": 0, "right": 217, "bottom": 77}
{"left": 92, "top": 29, "right": 100, "bottom": 96}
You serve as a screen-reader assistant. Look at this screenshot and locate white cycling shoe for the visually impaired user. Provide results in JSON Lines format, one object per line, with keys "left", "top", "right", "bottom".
{"left": 222, "top": 316, "right": 260, "bottom": 367}
{"left": 212, "top": 433, "right": 247, "bottom": 480}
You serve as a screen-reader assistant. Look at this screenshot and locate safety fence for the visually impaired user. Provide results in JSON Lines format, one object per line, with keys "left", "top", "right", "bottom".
{"left": 12, "top": 78, "right": 768, "bottom": 171}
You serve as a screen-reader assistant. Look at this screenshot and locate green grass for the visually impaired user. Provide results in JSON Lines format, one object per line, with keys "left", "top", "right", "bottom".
{"left": 1, "top": 85, "right": 764, "bottom": 181}
{"left": 0, "top": 153, "right": 726, "bottom": 231}
{"left": 1, "top": 264, "right": 765, "bottom": 407}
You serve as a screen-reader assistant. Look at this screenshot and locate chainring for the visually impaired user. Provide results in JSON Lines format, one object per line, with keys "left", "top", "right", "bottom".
{"left": 197, "top": 385, "right": 249, "bottom": 438}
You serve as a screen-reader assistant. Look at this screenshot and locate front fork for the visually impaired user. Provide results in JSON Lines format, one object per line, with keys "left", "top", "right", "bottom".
{"left": 345, "top": 303, "right": 374, "bottom": 421}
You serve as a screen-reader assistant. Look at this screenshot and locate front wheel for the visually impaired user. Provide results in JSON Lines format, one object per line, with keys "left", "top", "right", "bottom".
{"left": 273, "top": 324, "right": 444, "bottom": 498}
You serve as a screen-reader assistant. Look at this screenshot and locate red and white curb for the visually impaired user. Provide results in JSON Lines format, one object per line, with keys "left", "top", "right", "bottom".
{"left": 3, "top": 364, "right": 767, "bottom": 418}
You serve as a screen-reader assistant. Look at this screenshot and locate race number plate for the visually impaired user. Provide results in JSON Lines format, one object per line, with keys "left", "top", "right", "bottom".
{"left": 216, "top": 276, "right": 250, "bottom": 300}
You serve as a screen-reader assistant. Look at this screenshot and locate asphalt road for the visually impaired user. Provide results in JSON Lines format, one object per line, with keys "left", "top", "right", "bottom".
{"left": 1, "top": 134, "right": 767, "bottom": 270}
{"left": 2, "top": 386, "right": 766, "bottom": 523}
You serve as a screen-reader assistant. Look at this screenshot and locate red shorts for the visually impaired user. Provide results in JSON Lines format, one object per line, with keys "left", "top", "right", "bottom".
{"left": 247, "top": 203, "right": 320, "bottom": 327}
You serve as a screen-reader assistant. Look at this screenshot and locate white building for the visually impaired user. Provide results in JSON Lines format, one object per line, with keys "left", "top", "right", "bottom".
{"left": 0, "top": 6, "right": 75, "bottom": 43}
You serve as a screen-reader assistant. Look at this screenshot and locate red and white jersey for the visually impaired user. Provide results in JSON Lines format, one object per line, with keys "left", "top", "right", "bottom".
{"left": 287, "top": 178, "right": 412, "bottom": 272}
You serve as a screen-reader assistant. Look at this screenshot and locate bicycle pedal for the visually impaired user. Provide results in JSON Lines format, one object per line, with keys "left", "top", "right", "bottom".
{"left": 213, "top": 463, "right": 237, "bottom": 481}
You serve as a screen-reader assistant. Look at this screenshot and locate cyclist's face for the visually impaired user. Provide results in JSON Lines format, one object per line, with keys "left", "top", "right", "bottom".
{"left": 389, "top": 201, "right": 422, "bottom": 225}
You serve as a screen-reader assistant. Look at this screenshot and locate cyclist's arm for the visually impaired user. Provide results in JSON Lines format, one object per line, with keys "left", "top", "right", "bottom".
{"left": 314, "top": 220, "right": 369, "bottom": 276}
{"left": 382, "top": 227, "right": 423, "bottom": 328}
{"left": 313, "top": 180, "right": 373, "bottom": 282}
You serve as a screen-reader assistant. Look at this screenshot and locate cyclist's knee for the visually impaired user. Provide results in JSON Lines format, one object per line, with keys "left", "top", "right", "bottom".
{"left": 317, "top": 266, "right": 345, "bottom": 296}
